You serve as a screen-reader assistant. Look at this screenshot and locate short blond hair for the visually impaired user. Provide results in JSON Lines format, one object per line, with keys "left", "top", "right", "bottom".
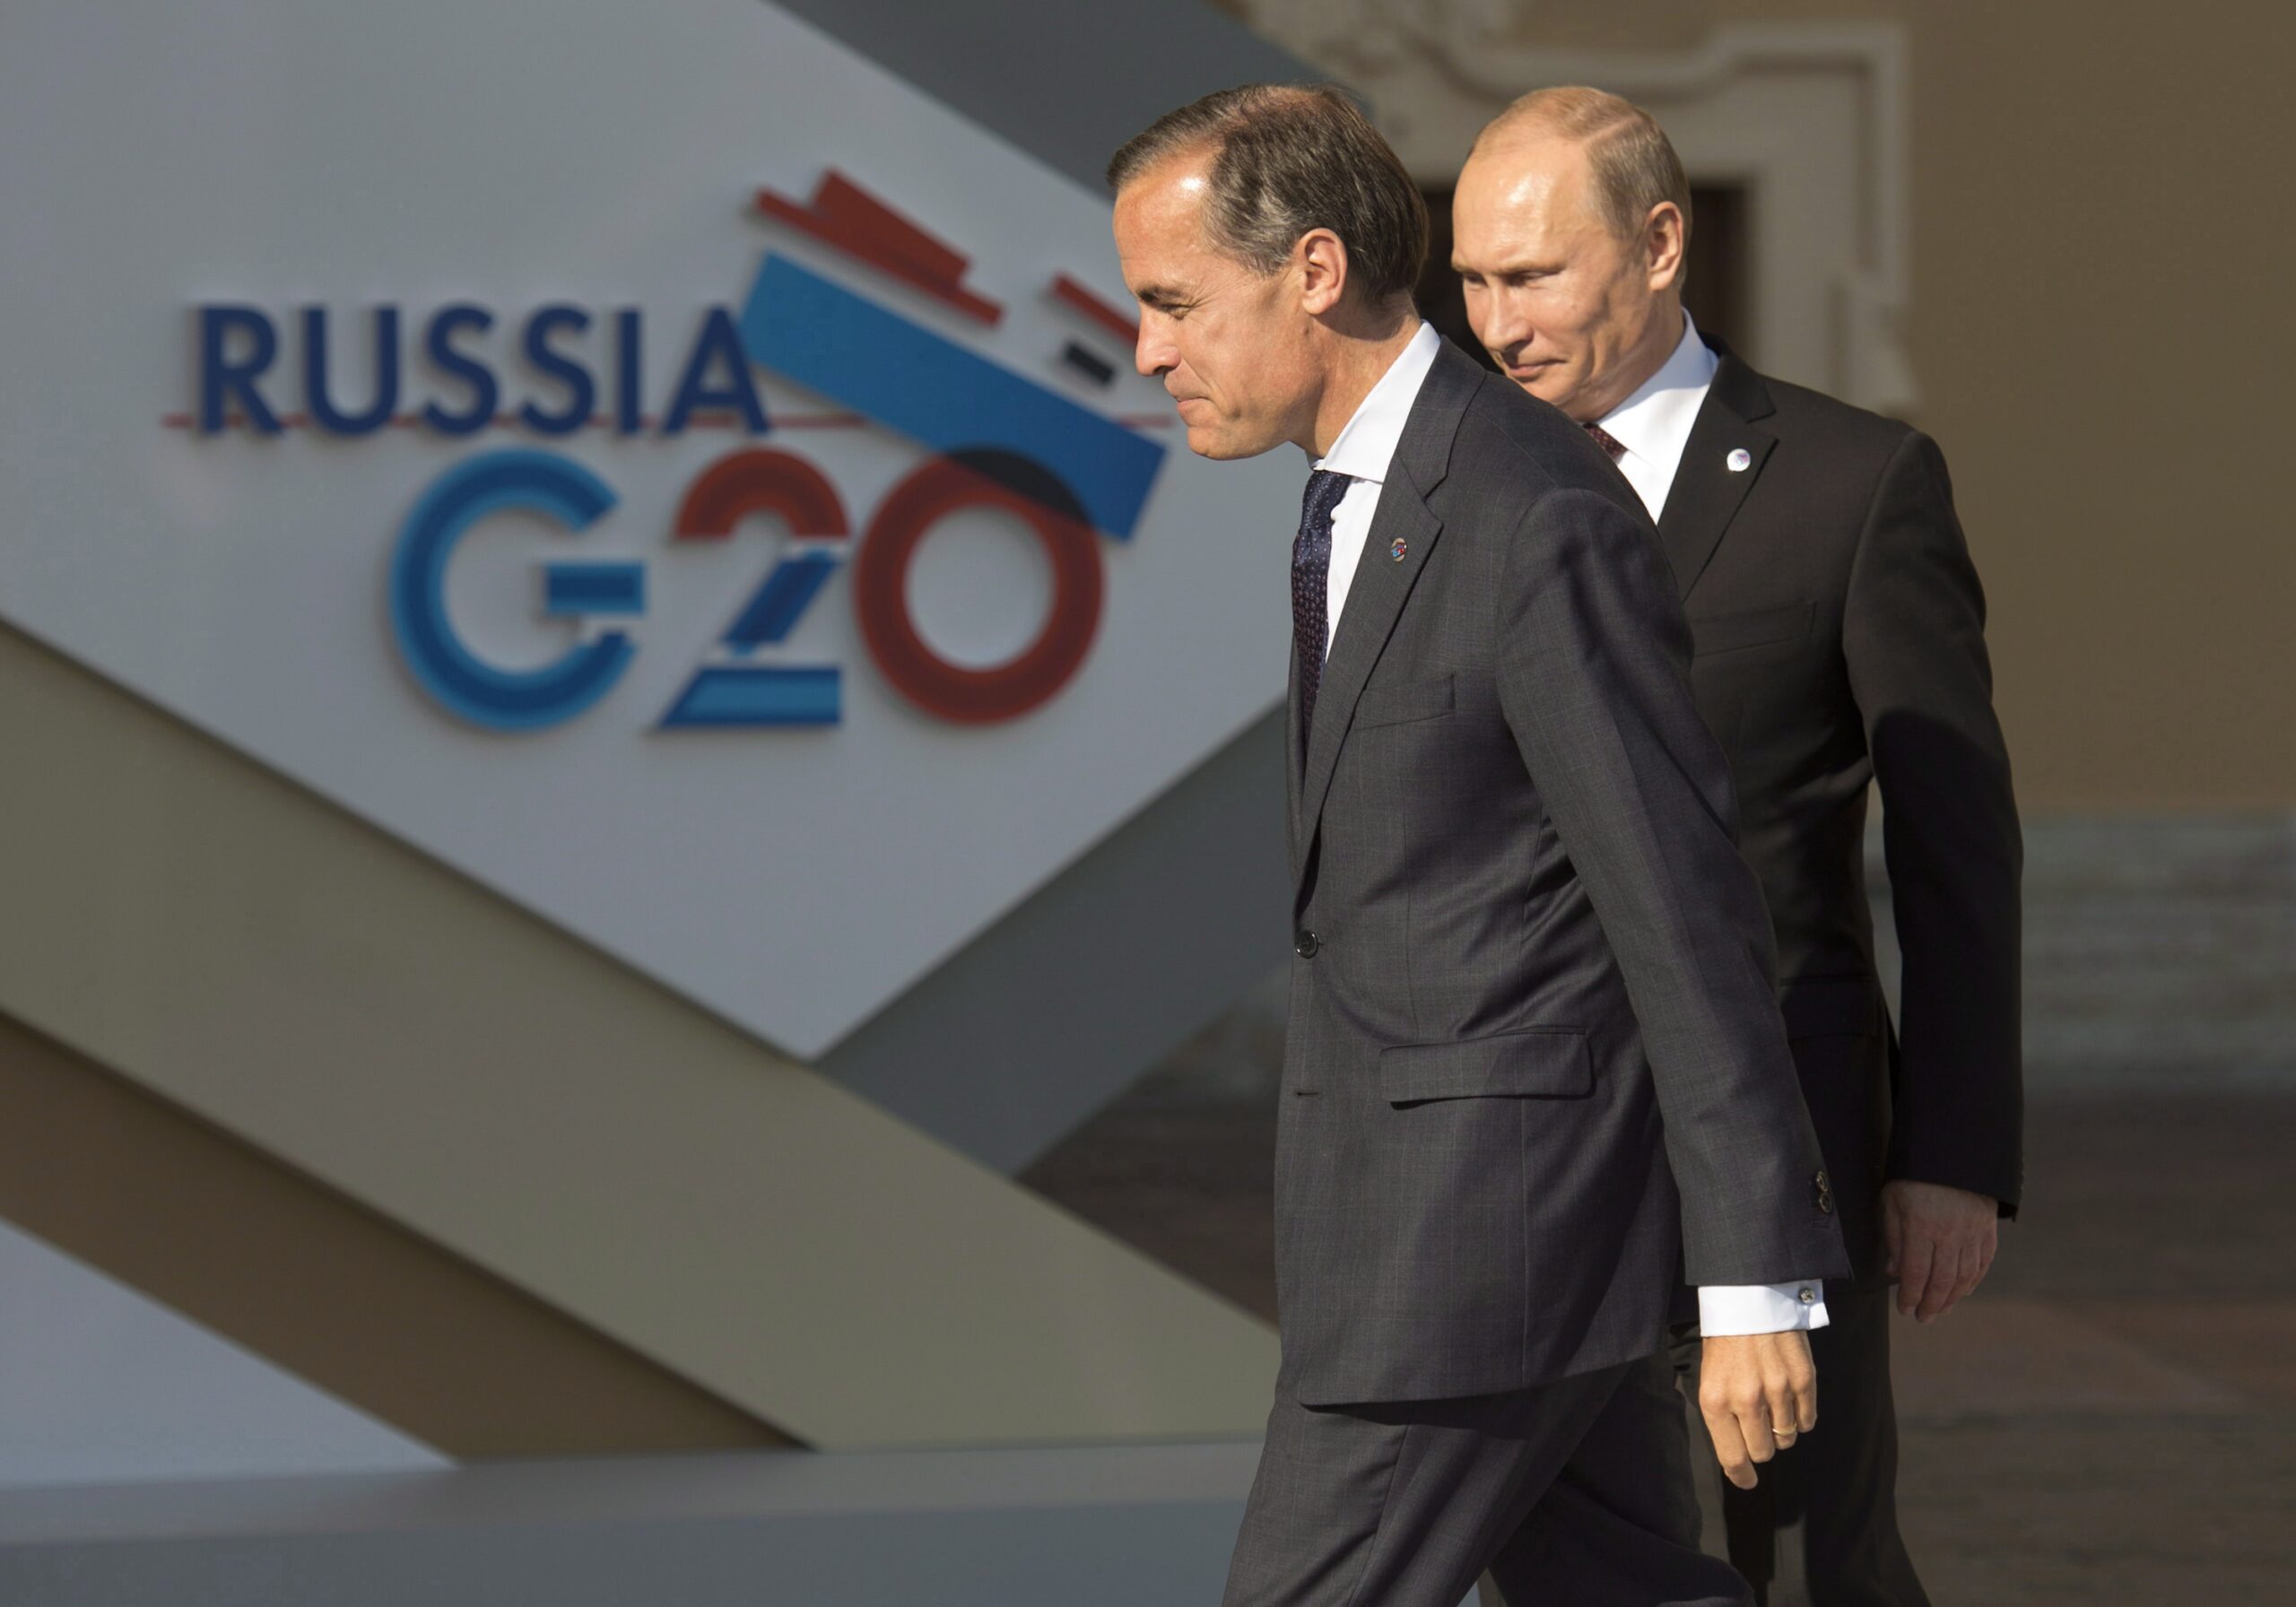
{"left": 1475, "top": 86, "right": 1691, "bottom": 244}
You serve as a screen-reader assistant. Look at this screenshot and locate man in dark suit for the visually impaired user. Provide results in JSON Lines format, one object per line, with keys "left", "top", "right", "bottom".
{"left": 1109, "top": 84, "right": 1848, "bottom": 1605}
{"left": 1452, "top": 89, "right": 2023, "bottom": 1605}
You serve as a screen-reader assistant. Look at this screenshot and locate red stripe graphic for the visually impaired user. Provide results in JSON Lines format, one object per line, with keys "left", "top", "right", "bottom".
{"left": 1049, "top": 273, "right": 1139, "bottom": 345}
{"left": 755, "top": 170, "right": 1003, "bottom": 326}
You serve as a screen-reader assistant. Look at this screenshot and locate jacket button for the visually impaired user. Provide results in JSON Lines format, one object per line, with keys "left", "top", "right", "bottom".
{"left": 1294, "top": 929, "right": 1320, "bottom": 959}
{"left": 1814, "top": 1170, "right": 1834, "bottom": 1213}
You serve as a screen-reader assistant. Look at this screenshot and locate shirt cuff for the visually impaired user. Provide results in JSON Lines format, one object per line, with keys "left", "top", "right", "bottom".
{"left": 1697, "top": 1281, "right": 1830, "bottom": 1336}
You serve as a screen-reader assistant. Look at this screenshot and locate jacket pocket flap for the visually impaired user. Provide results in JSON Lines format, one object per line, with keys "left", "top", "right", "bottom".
{"left": 1380, "top": 1028, "right": 1593, "bottom": 1104}
{"left": 1778, "top": 974, "right": 1884, "bottom": 1038}
{"left": 1354, "top": 673, "right": 1454, "bottom": 728}
{"left": 1689, "top": 603, "right": 1812, "bottom": 659}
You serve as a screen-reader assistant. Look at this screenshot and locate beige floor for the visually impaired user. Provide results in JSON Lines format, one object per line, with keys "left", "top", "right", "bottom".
{"left": 1024, "top": 1091, "right": 2296, "bottom": 1604}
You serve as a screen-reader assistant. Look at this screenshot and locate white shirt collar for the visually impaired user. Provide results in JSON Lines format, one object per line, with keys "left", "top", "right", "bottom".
{"left": 1313, "top": 320, "right": 1441, "bottom": 485}
{"left": 1596, "top": 309, "right": 1717, "bottom": 470}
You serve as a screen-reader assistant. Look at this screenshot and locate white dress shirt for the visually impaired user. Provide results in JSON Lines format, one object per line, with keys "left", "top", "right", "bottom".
{"left": 1306, "top": 318, "right": 1826, "bottom": 1339}
{"left": 1593, "top": 308, "right": 1718, "bottom": 521}
{"left": 1311, "top": 321, "right": 1445, "bottom": 655}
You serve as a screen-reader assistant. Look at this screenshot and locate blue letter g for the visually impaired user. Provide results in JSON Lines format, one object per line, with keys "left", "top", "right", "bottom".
{"left": 390, "top": 450, "right": 631, "bottom": 731}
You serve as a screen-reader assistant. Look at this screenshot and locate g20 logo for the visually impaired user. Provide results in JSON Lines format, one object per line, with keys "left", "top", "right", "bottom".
{"left": 186, "top": 171, "right": 1166, "bottom": 735}
{"left": 387, "top": 441, "right": 1106, "bottom": 732}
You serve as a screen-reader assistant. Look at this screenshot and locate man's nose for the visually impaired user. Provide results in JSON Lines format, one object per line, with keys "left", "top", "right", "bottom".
{"left": 1135, "top": 317, "right": 1178, "bottom": 378}
{"left": 1472, "top": 289, "right": 1532, "bottom": 357}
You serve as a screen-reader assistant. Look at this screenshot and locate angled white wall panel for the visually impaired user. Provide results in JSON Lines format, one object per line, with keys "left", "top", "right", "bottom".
{"left": 0, "top": 624, "right": 1278, "bottom": 1449}
{"left": 0, "top": 1220, "right": 448, "bottom": 1490}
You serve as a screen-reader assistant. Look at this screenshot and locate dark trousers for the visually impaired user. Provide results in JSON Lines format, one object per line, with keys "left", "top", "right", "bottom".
{"left": 1669, "top": 1283, "right": 1928, "bottom": 1606}
{"left": 1224, "top": 1351, "right": 1751, "bottom": 1607}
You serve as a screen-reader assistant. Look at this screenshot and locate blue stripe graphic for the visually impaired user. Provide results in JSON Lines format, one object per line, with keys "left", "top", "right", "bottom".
{"left": 544, "top": 561, "right": 647, "bottom": 616}
{"left": 725, "top": 552, "right": 839, "bottom": 647}
{"left": 739, "top": 254, "right": 1162, "bottom": 540}
{"left": 661, "top": 665, "right": 841, "bottom": 727}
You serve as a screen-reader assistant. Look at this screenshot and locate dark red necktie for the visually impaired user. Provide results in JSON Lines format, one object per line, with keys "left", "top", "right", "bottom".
{"left": 1583, "top": 421, "right": 1628, "bottom": 463}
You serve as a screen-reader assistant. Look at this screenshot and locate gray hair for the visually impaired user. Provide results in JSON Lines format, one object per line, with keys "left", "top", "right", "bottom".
{"left": 1107, "top": 83, "right": 1430, "bottom": 306}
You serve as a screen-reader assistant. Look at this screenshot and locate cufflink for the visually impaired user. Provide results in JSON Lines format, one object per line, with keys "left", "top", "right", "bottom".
{"left": 1726, "top": 447, "right": 1752, "bottom": 473}
{"left": 1797, "top": 1286, "right": 1817, "bottom": 1305}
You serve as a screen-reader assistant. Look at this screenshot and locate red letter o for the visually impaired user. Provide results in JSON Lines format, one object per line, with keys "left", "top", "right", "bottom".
{"left": 852, "top": 451, "right": 1103, "bottom": 725}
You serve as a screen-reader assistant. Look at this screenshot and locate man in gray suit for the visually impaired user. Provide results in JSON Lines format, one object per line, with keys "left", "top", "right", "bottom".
{"left": 1108, "top": 86, "right": 1848, "bottom": 1605}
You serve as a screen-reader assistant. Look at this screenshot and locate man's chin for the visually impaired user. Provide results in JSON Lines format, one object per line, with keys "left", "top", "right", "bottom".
{"left": 1507, "top": 370, "right": 1571, "bottom": 409}
{"left": 1185, "top": 425, "right": 1261, "bottom": 462}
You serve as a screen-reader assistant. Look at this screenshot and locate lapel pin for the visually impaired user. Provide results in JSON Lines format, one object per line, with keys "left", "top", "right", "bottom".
{"left": 1390, "top": 536, "right": 1408, "bottom": 561}
{"left": 1726, "top": 447, "right": 1752, "bottom": 473}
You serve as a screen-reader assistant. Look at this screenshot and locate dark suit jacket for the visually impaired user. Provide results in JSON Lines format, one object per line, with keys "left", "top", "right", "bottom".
{"left": 1274, "top": 339, "right": 1847, "bottom": 1408}
{"left": 1664, "top": 339, "right": 2023, "bottom": 1280}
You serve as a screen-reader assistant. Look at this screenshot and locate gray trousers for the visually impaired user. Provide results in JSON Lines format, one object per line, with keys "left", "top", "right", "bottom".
{"left": 1223, "top": 1351, "right": 1751, "bottom": 1607}
{"left": 1672, "top": 1284, "right": 1929, "bottom": 1606}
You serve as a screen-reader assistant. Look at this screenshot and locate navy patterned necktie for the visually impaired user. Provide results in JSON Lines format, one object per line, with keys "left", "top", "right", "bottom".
{"left": 1292, "top": 467, "right": 1352, "bottom": 749}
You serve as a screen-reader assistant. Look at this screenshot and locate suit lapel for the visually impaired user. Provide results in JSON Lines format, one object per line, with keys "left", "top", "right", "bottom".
{"left": 1656, "top": 347, "right": 1777, "bottom": 600}
{"left": 1294, "top": 342, "right": 1478, "bottom": 873}
{"left": 1298, "top": 478, "right": 1440, "bottom": 843}
{"left": 1284, "top": 643, "right": 1304, "bottom": 880}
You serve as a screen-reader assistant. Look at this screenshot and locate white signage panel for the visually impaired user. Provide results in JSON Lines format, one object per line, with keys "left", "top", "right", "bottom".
{"left": 0, "top": 0, "right": 1297, "bottom": 1058}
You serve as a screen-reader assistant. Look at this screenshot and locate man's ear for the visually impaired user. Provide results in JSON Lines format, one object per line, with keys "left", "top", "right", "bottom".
{"left": 1645, "top": 202, "right": 1687, "bottom": 292}
{"left": 1298, "top": 228, "right": 1351, "bottom": 316}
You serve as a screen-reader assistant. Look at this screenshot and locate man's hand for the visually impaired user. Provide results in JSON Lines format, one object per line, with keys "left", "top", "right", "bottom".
{"left": 1698, "top": 1331, "right": 1816, "bottom": 1490}
{"left": 1882, "top": 1179, "right": 1998, "bottom": 1322}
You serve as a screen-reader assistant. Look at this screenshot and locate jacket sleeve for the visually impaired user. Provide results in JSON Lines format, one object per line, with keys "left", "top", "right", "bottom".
{"left": 1497, "top": 483, "right": 1849, "bottom": 1286}
{"left": 1843, "top": 430, "right": 2024, "bottom": 1213}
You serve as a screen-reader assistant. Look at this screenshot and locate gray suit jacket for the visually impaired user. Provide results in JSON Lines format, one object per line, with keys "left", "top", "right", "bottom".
{"left": 1275, "top": 339, "right": 1848, "bottom": 1407}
